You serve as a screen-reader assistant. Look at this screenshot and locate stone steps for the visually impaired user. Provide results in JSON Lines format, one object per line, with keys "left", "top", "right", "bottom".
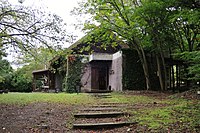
{"left": 72, "top": 92, "right": 136, "bottom": 130}
{"left": 90, "top": 93, "right": 112, "bottom": 98}
{"left": 87, "top": 90, "right": 112, "bottom": 93}
{"left": 80, "top": 107, "right": 121, "bottom": 111}
{"left": 74, "top": 111, "right": 125, "bottom": 118}
{"left": 90, "top": 104, "right": 127, "bottom": 108}
{"left": 73, "top": 121, "right": 136, "bottom": 129}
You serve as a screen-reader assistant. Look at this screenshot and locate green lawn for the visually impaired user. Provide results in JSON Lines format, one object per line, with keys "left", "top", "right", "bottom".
{"left": 0, "top": 92, "right": 160, "bottom": 105}
{"left": 0, "top": 92, "right": 96, "bottom": 105}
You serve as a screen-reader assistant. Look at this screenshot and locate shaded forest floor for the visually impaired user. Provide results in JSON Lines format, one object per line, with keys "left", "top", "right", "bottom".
{"left": 0, "top": 90, "right": 199, "bottom": 133}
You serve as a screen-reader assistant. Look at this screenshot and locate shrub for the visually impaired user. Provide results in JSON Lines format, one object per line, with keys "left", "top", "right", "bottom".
{"left": 10, "top": 67, "right": 32, "bottom": 92}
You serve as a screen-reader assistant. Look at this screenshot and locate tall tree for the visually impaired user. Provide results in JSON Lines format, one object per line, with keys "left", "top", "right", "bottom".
{"left": 133, "top": 0, "right": 175, "bottom": 90}
{"left": 130, "top": 0, "right": 200, "bottom": 88}
{"left": 0, "top": 0, "right": 69, "bottom": 56}
{"left": 169, "top": 0, "right": 200, "bottom": 52}
{"left": 166, "top": 0, "right": 200, "bottom": 84}
{"left": 14, "top": 47, "right": 60, "bottom": 69}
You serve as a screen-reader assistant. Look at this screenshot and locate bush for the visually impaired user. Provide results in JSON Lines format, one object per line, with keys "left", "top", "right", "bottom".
{"left": 0, "top": 58, "right": 13, "bottom": 91}
{"left": 11, "top": 68, "right": 32, "bottom": 92}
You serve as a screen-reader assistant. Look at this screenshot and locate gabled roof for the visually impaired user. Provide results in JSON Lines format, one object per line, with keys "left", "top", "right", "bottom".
{"left": 68, "top": 30, "right": 129, "bottom": 55}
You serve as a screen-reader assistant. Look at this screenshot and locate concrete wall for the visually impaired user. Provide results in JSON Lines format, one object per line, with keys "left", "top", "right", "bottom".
{"left": 89, "top": 53, "right": 113, "bottom": 61}
{"left": 109, "top": 51, "right": 123, "bottom": 91}
{"left": 80, "top": 51, "right": 123, "bottom": 92}
{"left": 81, "top": 64, "right": 91, "bottom": 92}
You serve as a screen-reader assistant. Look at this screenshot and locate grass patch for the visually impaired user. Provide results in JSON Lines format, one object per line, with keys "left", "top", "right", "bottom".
{"left": 105, "top": 92, "right": 200, "bottom": 131}
{"left": 104, "top": 92, "right": 158, "bottom": 104}
{"left": 0, "top": 92, "right": 96, "bottom": 105}
{"left": 136, "top": 107, "right": 175, "bottom": 129}
{"left": 131, "top": 98, "right": 200, "bottom": 131}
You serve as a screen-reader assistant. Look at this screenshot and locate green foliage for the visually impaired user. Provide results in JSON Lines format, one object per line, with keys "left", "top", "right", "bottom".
{"left": 11, "top": 49, "right": 53, "bottom": 92}
{"left": 15, "top": 47, "right": 59, "bottom": 69}
{"left": 11, "top": 66, "right": 32, "bottom": 92}
{"left": 169, "top": 0, "right": 200, "bottom": 52}
{"left": 9, "top": 47, "right": 59, "bottom": 92}
{"left": 62, "top": 56, "right": 85, "bottom": 93}
{"left": 177, "top": 51, "right": 200, "bottom": 80}
{"left": 0, "top": 57, "right": 13, "bottom": 90}
{"left": 75, "top": 0, "right": 140, "bottom": 44}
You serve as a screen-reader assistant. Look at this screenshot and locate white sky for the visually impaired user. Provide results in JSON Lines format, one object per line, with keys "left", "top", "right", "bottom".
{"left": 9, "top": 0, "right": 85, "bottom": 40}
{"left": 6, "top": 0, "right": 86, "bottom": 68}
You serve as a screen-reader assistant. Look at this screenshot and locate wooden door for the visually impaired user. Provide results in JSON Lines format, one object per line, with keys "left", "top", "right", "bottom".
{"left": 91, "top": 67, "right": 99, "bottom": 90}
{"left": 99, "top": 68, "right": 107, "bottom": 90}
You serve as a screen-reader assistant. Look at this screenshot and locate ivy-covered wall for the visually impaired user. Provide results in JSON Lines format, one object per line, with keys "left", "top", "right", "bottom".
{"left": 122, "top": 49, "right": 160, "bottom": 90}
{"left": 122, "top": 49, "right": 146, "bottom": 90}
{"left": 62, "top": 56, "right": 84, "bottom": 93}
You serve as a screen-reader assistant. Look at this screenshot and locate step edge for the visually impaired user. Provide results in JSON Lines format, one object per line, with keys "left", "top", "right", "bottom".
{"left": 73, "top": 121, "right": 137, "bottom": 129}
{"left": 74, "top": 112, "right": 124, "bottom": 116}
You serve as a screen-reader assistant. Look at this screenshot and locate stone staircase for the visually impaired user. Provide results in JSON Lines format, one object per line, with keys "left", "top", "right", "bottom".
{"left": 72, "top": 93, "right": 137, "bottom": 130}
{"left": 89, "top": 93, "right": 112, "bottom": 98}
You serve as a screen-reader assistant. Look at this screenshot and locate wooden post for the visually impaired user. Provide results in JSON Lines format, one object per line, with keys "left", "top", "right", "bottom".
{"left": 172, "top": 65, "right": 175, "bottom": 92}
{"left": 32, "top": 74, "right": 36, "bottom": 91}
{"left": 47, "top": 71, "right": 50, "bottom": 91}
{"left": 176, "top": 65, "right": 178, "bottom": 90}
{"left": 67, "top": 56, "right": 69, "bottom": 76}
{"left": 178, "top": 65, "right": 181, "bottom": 89}
{"left": 169, "top": 66, "right": 172, "bottom": 90}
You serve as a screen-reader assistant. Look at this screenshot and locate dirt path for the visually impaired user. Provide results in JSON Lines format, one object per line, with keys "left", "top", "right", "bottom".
{"left": 0, "top": 103, "right": 74, "bottom": 133}
{"left": 0, "top": 103, "right": 138, "bottom": 133}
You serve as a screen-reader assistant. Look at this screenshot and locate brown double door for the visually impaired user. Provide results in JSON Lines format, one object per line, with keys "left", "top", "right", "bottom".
{"left": 91, "top": 66, "right": 108, "bottom": 90}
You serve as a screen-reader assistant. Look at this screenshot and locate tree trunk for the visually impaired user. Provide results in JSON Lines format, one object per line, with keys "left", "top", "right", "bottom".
{"left": 158, "top": 43, "right": 167, "bottom": 91}
{"left": 160, "top": 51, "right": 167, "bottom": 90}
{"left": 140, "top": 46, "right": 151, "bottom": 90}
{"left": 153, "top": 30, "right": 167, "bottom": 91}
{"left": 156, "top": 54, "right": 164, "bottom": 91}
{"left": 135, "top": 45, "right": 151, "bottom": 90}
{"left": 130, "top": 37, "right": 151, "bottom": 90}
{"left": 172, "top": 65, "right": 175, "bottom": 92}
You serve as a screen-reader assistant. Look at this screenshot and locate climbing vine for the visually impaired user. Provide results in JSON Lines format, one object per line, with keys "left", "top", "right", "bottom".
{"left": 49, "top": 54, "right": 86, "bottom": 93}
{"left": 62, "top": 55, "right": 85, "bottom": 93}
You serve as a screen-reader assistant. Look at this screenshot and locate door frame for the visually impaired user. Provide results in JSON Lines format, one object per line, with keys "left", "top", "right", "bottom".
{"left": 91, "top": 62, "right": 109, "bottom": 90}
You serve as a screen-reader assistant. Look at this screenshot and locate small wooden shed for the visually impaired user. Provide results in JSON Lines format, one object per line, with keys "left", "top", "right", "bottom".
{"left": 32, "top": 69, "right": 55, "bottom": 92}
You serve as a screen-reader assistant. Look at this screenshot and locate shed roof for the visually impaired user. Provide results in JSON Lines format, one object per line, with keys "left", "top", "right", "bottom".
{"left": 32, "top": 69, "right": 49, "bottom": 74}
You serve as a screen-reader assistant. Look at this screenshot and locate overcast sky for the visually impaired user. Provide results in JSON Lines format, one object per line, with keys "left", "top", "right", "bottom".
{"left": 9, "top": 0, "right": 85, "bottom": 40}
